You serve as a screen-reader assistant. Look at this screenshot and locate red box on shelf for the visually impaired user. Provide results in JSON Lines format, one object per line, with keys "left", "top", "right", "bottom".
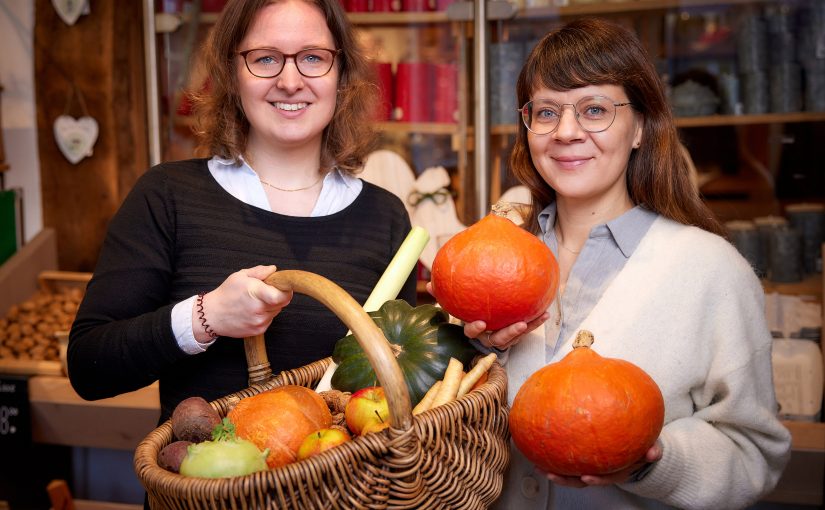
{"left": 395, "top": 61, "right": 433, "bottom": 122}
{"left": 432, "top": 63, "right": 458, "bottom": 123}
{"left": 373, "top": 62, "right": 394, "bottom": 121}
{"left": 402, "top": 0, "right": 434, "bottom": 11}
{"left": 372, "top": 0, "right": 401, "bottom": 12}
{"left": 346, "top": 0, "right": 369, "bottom": 12}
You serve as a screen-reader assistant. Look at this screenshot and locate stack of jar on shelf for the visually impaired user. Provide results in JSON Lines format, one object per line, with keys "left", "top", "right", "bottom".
{"left": 726, "top": 204, "right": 825, "bottom": 283}
{"left": 736, "top": 2, "right": 825, "bottom": 114}
{"left": 729, "top": 206, "right": 825, "bottom": 423}
{"left": 489, "top": 39, "right": 542, "bottom": 127}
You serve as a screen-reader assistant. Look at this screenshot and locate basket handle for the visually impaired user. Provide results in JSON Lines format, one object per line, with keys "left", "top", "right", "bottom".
{"left": 243, "top": 270, "right": 413, "bottom": 431}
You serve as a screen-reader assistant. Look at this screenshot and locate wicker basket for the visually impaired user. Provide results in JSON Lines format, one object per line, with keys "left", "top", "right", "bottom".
{"left": 134, "top": 270, "right": 510, "bottom": 509}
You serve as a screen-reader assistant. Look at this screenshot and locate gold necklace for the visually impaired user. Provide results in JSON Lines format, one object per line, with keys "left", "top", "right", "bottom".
{"left": 259, "top": 175, "right": 323, "bottom": 192}
{"left": 245, "top": 153, "right": 324, "bottom": 192}
{"left": 555, "top": 224, "right": 581, "bottom": 255}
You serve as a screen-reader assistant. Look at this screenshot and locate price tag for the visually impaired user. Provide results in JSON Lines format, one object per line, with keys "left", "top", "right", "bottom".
{"left": 0, "top": 375, "right": 31, "bottom": 447}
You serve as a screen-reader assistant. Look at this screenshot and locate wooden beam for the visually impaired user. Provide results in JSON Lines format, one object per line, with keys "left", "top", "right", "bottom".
{"left": 34, "top": 0, "right": 149, "bottom": 272}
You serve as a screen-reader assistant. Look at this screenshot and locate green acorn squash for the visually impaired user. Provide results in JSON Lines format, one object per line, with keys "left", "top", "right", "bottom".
{"left": 331, "top": 299, "right": 479, "bottom": 407}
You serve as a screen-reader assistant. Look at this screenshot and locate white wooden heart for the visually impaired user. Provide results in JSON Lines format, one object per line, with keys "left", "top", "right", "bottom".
{"left": 51, "top": 0, "right": 87, "bottom": 26}
{"left": 53, "top": 115, "right": 99, "bottom": 164}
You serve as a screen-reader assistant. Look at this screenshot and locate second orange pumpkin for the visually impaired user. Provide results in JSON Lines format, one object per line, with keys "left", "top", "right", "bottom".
{"left": 227, "top": 385, "right": 332, "bottom": 469}
{"left": 509, "top": 330, "right": 665, "bottom": 476}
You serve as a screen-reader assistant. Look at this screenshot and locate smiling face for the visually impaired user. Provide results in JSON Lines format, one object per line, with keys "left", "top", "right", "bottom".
{"left": 527, "top": 84, "right": 643, "bottom": 207}
{"left": 237, "top": 0, "right": 339, "bottom": 154}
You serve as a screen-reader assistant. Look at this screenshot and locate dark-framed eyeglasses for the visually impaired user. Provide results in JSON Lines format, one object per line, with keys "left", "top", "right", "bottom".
{"left": 518, "top": 95, "right": 634, "bottom": 135}
{"left": 238, "top": 47, "right": 341, "bottom": 79}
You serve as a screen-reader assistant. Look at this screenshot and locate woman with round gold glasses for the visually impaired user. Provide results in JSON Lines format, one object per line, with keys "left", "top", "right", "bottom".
{"left": 466, "top": 17, "right": 791, "bottom": 510}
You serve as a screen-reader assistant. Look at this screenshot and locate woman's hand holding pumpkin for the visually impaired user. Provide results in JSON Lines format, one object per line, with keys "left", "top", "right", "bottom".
{"left": 463, "top": 313, "right": 549, "bottom": 351}
{"left": 424, "top": 280, "right": 548, "bottom": 349}
{"left": 544, "top": 441, "right": 663, "bottom": 488}
{"left": 193, "top": 265, "right": 293, "bottom": 341}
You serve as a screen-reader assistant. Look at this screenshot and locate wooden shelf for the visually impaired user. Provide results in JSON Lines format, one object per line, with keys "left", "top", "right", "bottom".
{"left": 676, "top": 111, "right": 825, "bottom": 128}
{"left": 187, "top": 10, "right": 450, "bottom": 25}
{"left": 29, "top": 375, "right": 160, "bottom": 451}
{"left": 348, "top": 11, "right": 450, "bottom": 24}
{"left": 172, "top": 116, "right": 459, "bottom": 136}
{"left": 762, "top": 274, "right": 823, "bottom": 300}
{"left": 375, "top": 121, "right": 459, "bottom": 135}
{"left": 784, "top": 420, "right": 825, "bottom": 452}
{"left": 516, "top": 0, "right": 780, "bottom": 18}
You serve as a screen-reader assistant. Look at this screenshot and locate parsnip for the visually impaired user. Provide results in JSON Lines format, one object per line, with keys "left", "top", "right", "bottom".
{"left": 431, "top": 358, "right": 464, "bottom": 408}
{"left": 456, "top": 353, "right": 497, "bottom": 398}
{"left": 412, "top": 380, "right": 442, "bottom": 415}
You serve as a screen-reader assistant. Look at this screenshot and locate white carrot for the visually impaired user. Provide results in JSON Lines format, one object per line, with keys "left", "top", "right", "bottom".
{"left": 431, "top": 358, "right": 464, "bottom": 408}
{"left": 412, "top": 380, "right": 442, "bottom": 415}
{"left": 457, "top": 353, "right": 497, "bottom": 398}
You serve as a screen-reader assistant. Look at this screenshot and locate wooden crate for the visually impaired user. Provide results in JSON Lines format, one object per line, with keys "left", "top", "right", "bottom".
{"left": 0, "top": 231, "right": 91, "bottom": 376}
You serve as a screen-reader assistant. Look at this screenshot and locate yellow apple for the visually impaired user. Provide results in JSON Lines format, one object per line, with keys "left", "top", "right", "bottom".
{"left": 296, "top": 428, "right": 351, "bottom": 460}
{"left": 345, "top": 386, "right": 391, "bottom": 436}
{"left": 361, "top": 419, "right": 390, "bottom": 435}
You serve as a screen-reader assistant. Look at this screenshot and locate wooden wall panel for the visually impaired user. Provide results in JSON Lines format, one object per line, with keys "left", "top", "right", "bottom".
{"left": 34, "top": 0, "right": 148, "bottom": 272}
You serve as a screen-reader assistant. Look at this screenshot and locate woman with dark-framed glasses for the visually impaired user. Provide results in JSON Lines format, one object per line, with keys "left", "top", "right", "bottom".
{"left": 68, "top": 0, "right": 416, "bottom": 429}
{"left": 470, "top": 18, "right": 791, "bottom": 510}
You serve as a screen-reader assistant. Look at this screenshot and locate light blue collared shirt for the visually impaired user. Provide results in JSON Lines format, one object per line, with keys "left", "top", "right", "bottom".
{"left": 539, "top": 202, "right": 657, "bottom": 358}
{"left": 172, "top": 156, "right": 363, "bottom": 354}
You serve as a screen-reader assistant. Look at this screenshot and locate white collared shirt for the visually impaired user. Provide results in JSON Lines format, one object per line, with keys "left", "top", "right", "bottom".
{"left": 173, "top": 156, "right": 363, "bottom": 354}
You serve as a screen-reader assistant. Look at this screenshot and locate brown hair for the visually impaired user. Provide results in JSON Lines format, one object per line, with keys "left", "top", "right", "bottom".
{"left": 191, "top": 0, "right": 378, "bottom": 174}
{"left": 510, "top": 17, "right": 724, "bottom": 236}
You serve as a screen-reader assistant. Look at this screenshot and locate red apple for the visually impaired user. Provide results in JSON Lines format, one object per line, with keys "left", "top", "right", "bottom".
{"left": 296, "top": 428, "right": 351, "bottom": 460}
{"left": 345, "top": 386, "right": 391, "bottom": 436}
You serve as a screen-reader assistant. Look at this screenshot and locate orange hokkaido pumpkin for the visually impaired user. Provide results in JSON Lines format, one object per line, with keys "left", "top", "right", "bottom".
{"left": 509, "top": 330, "right": 665, "bottom": 476}
{"left": 227, "top": 385, "right": 332, "bottom": 469}
{"left": 431, "top": 211, "right": 559, "bottom": 330}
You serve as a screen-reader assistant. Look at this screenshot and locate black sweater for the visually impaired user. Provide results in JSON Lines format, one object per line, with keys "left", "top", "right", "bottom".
{"left": 68, "top": 159, "right": 416, "bottom": 421}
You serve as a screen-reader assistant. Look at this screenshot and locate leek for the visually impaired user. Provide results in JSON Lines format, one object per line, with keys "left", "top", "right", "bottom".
{"left": 314, "top": 226, "right": 429, "bottom": 391}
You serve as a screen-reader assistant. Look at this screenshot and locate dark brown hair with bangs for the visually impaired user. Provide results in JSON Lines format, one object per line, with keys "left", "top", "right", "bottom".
{"left": 190, "top": 0, "right": 378, "bottom": 174}
{"left": 510, "top": 17, "right": 724, "bottom": 236}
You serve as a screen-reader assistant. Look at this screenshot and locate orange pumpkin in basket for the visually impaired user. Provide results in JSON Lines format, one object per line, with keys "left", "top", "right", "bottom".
{"left": 509, "top": 330, "right": 664, "bottom": 476}
{"left": 227, "top": 385, "right": 332, "bottom": 468}
{"left": 431, "top": 211, "right": 559, "bottom": 330}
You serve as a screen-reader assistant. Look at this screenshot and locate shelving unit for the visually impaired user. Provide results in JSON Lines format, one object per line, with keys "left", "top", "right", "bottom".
{"left": 514, "top": 0, "right": 769, "bottom": 18}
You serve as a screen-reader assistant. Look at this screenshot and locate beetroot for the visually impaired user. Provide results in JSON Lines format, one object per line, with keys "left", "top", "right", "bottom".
{"left": 158, "top": 440, "right": 192, "bottom": 473}
{"left": 171, "top": 396, "right": 221, "bottom": 443}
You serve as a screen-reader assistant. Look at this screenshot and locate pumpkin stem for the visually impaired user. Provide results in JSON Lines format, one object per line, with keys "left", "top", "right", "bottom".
{"left": 491, "top": 200, "right": 528, "bottom": 226}
{"left": 491, "top": 201, "right": 514, "bottom": 217}
{"left": 389, "top": 343, "right": 403, "bottom": 357}
{"left": 573, "top": 330, "right": 595, "bottom": 349}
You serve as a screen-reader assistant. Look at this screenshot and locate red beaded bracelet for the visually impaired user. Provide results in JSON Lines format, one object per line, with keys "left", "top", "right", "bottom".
{"left": 196, "top": 292, "right": 218, "bottom": 340}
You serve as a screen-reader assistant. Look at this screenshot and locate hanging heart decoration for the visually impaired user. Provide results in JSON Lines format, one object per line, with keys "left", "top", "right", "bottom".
{"left": 51, "top": 0, "right": 87, "bottom": 26}
{"left": 53, "top": 115, "right": 99, "bottom": 164}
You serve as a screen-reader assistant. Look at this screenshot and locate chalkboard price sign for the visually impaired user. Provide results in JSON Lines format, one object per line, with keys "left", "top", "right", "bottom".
{"left": 0, "top": 375, "right": 31, "bottom": 447}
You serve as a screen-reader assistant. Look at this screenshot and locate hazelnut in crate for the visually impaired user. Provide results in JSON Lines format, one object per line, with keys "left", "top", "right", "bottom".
{"left": 0, "top": 270, "right": 89, "bottom": 376}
